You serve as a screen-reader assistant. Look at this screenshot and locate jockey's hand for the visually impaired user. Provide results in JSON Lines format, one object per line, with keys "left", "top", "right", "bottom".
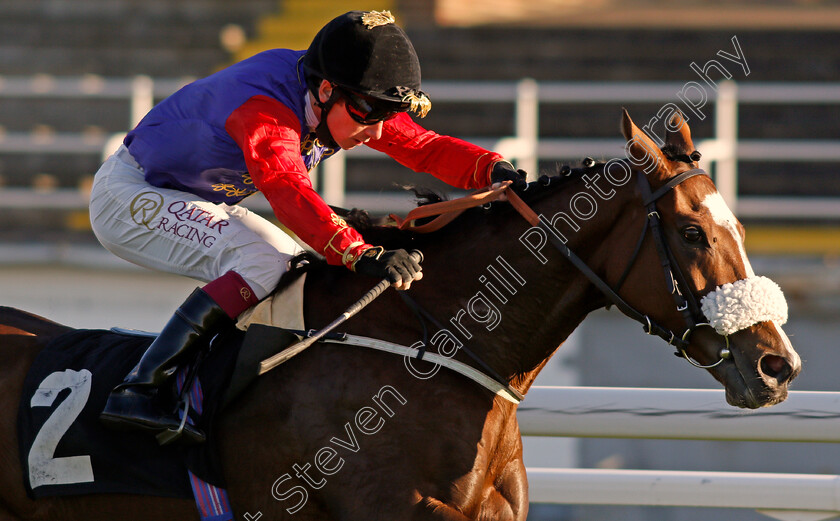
{"left": 491, "top": 161, "right": 528, "bottom": 194}
{"left": 353, "top": 247, "right": 423, "bottom": 290}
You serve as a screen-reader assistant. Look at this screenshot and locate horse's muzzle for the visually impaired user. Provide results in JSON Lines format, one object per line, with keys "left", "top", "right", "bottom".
{"left": 722, "top": 336, "right": 801, "bottom": 409}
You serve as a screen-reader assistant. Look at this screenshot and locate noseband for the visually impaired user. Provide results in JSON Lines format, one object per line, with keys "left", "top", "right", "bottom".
{"left": 505, "top": 168, "right": 731, "bottom": 370}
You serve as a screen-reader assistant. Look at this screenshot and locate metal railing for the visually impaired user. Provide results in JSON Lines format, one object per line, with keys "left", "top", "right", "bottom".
{"left": 520, "top": 386, "right": 840, "bottom": 520}
{"left": 1, "top": 75, "right": 839, "bottom": 218}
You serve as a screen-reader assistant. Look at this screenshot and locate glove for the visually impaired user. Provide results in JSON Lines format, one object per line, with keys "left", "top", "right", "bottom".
{"left": 490, "top": 161, "right": 528, "bottom": 192}
{"left": 352, "top": 247, "right": 423, "bottom": 287}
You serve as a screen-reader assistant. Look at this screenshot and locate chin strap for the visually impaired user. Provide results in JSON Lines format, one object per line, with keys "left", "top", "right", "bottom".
{"left": 313, "top": 89, "right": 341, "bottom": 149}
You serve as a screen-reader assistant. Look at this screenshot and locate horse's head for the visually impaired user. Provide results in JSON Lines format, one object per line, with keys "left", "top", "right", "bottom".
{"left": 323, "top": 112, "right": 799, "bottom": 409}
{"left": 610, "top": 109, "right": 800, "bottom": 408}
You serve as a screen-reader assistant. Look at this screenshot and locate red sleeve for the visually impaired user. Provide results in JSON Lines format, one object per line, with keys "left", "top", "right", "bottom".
{"left": 225, "top": 95, "right": 370, "bottom": 268}
{"left": 365, "top": 112, "right": 504, "bottom": 189}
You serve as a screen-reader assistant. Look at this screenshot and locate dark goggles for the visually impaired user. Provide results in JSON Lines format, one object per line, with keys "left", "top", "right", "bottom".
{"left": 339, "top": 89, "right": 403, "bottom": 125}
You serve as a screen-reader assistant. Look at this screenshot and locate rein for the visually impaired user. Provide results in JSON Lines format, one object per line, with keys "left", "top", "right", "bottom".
{"left": 262, "top": 170, "right": 733, "bottom": 402}
{"left": 389, "top": 183, "right": 511, "bottom": 232}
{"left": 393, "top": 169, "right": 731, "bottom": 370}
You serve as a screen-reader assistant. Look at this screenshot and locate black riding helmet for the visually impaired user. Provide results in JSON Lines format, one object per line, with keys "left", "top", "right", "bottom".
{"left": 303, "top": 11, "right": 431, "bottom": 146}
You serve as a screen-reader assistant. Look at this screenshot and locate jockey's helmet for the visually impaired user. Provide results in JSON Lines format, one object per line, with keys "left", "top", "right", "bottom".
{"left": 303, "top": 10, "right": 431, "bottom": 119}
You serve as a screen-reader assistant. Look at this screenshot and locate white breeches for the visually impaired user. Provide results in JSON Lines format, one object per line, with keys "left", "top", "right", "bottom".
{"left": 89, "top": 145, "right": 303, "bottom": 300}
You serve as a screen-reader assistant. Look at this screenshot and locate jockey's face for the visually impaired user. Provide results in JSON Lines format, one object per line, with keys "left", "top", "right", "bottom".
{"left": 317, "top": 80, "right": 384, "bottom": 150}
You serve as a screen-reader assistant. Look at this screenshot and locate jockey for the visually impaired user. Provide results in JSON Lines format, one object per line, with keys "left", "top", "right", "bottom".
{"left": 90, "top": 10, "right": 527, "bottom": 444}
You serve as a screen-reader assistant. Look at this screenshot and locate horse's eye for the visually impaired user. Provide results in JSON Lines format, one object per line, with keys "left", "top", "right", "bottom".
{"left": 682, "top": 226, "right": 704, "bottom": 243}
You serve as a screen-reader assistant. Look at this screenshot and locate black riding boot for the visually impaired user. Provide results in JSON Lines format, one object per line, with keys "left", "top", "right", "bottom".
{"left": 100, "top": 288, "right": 232, "bottom": 445}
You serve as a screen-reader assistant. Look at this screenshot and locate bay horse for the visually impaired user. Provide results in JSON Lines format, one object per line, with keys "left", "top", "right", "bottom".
{"left": 0, "top": 110, "right": 800, "bottom": 521}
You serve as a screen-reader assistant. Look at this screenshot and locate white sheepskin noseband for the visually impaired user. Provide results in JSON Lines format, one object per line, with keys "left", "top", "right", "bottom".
{"left": 700, "top": 276, "right": 788, "bottom": 336}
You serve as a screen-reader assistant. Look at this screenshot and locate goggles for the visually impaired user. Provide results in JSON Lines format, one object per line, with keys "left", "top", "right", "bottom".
{"left": 339, "top": 88, "right": 403, "bottom": 125}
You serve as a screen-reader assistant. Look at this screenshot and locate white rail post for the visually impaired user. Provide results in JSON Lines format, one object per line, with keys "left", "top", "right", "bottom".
{"left": 321, "top": 151, "right": 346, "bottom": 209}
{"left": 101, "top": 76, "right": 154, "bottom": 162}
{"left": 715, "top": 80, "right": 738, "bottom": 213}
{"left": 130, "top": 75, "right": 154, "bottom": 128}
{"left": 515, "top": 78, "right": 539, "bottom": 180}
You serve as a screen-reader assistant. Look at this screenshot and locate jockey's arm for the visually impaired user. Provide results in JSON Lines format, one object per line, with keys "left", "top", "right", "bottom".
{"left": 225, "top": 95, "right": 372, "bottom": 269}
{"left": 366, "top": 112, "right": 506, "bottom": 190}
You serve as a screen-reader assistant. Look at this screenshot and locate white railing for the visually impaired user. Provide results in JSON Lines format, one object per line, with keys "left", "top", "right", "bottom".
{"left": 526, "top": 468, "right": 840, "bottom": 521}
{"left": 520, "top": 386, "right": 840, "bottom": 521}
{"left": 1, "top": 75, "right": 840, "bottom": 218}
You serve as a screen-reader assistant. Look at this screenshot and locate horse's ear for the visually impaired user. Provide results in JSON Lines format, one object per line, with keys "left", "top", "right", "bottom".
{"left": 621, "top": 108, "right": 670, "bottom": 179}
{"left": 664, "top": 109, "right": 696, "bottom": 153}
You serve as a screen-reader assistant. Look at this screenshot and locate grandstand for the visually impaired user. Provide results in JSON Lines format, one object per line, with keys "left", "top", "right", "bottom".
{"left": 1, "top": 0, "right": 839, "bottom": 232}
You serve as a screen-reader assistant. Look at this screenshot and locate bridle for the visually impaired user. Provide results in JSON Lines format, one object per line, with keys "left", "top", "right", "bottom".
{"left": 257, "top": 165, "right": 735, "bottom": 403}
{"left": 638, "top": 169, "right": 732, "bottom": 368}
{"left": 505, "top": 167, "right": 731, "bottom": 369}
{"left": 394, "top": 166, "right": 732, "bottom": 371}
{"left": 612, "top": 168, "right": 731, "bottom": 368}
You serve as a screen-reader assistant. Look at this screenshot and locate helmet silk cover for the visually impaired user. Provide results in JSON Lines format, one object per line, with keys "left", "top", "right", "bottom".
{"left": 303, "top": 10, "right": 431, "bottom": 118}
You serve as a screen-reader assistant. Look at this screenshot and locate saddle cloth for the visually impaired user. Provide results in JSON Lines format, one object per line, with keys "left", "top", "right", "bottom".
{"left": 17, "top": 326, "right": 242, "bottom": 499}
{"left": 17, "top": 272, "right": 307, "bottom": 500}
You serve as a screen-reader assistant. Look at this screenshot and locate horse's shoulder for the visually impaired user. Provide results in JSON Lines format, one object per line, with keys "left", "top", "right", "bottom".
{"left": 0, "top": 306, "right": 72, "bottom": 339}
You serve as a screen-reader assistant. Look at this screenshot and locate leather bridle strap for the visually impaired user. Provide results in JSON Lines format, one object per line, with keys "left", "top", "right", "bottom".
{"left": 390, "top": 182, "right": 512, "bottom": 232}
{"left": 643, "top": 168, "right": 707, "bottom": 206}
{"left": 386, "top": 167, "right": 716, "bottom": 365}
{"left": 504, "top": 169, "right": 710, "bottom": 349}
{"left": 512, "top": 167, "right": 735, "bottom": 369}
{"left": 505, "top": 187, "right": 685, "bottom": 346}
{"left": 638, "top": 169, "right": 709, "bottom": 327}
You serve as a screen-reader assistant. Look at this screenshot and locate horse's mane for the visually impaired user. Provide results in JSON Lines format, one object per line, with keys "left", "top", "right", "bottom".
{"left": 277, "top": 140, "right": 701, "bottom": 292}
{"left": 343, "top": 166, "right": 596, "bottom": 244}
{"left": 661, "top": 141, "right": 700, "bottom": 164}
{"left": 275, "top": 159, "right": 615, "bottom": 288}
{"left": 274, "top": 187, "right": 454, "bottom": 288}
{"left": 343, "top": 186, "right": 448, "bottom": 247}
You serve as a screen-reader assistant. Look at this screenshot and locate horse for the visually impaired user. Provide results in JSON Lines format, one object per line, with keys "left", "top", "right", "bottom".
{"left": 0, "top": 110, "right": 800, "bottom": 521}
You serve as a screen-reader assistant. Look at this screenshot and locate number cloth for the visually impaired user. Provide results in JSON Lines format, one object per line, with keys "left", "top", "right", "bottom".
{"left": 18, "top": 328, "right": 236, "bottom": 499}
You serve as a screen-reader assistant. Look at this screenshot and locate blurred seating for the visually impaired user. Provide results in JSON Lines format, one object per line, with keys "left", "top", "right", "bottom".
{"left": 0, "top": 0, "right": 277, "bottom": 76}
{"left": 0, "top": 0, "right": 278, "bottom": 192}
{"left": 231, "top": 0, "right": 396, "bottom": 60}
{"left": 2, "top": 0, "right": 840, "bottom": 222}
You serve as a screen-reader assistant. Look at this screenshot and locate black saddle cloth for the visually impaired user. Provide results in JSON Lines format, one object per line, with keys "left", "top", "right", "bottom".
{"left": 17, "top": 326, "right": 245, "bottom": 499}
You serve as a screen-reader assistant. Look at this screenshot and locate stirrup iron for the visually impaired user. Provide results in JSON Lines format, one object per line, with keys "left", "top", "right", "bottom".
{"left": 156, "top": 394, "right": 194, "bottom": 445}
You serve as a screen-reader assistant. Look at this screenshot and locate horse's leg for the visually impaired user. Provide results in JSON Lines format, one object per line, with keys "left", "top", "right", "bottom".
{"left": 412, "top": 455, "right": 527, "bottom": 521}
{"left": 412, "top": 497, "right": 471, "bottom": 520}
{"left": 412, "top": 490, "right": 523, "bottom": 521}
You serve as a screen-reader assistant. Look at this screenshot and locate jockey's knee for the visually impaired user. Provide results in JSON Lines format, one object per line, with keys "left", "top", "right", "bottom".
{"left": 229, "top": 248, "right": 293, "bottom": 301}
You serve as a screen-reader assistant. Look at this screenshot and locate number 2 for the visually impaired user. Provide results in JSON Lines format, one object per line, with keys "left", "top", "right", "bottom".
{"left": 28, "top": 369, "right": 94, "bottom": 488}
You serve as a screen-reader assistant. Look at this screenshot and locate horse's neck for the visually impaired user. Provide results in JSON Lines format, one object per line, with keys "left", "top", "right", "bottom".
{"left": 300, "top": 176, "right": 636, "bottom": 397}
{"left": 482, "top": 175, "right": 638, "bottom": 393}
{"left": 483, "top": 263, "right": 599, "bottom": 394}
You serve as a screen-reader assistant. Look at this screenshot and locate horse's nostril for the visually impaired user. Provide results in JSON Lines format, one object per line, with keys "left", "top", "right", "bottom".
{"left": 760, "top": 355, "right": 791, "bottom": 384}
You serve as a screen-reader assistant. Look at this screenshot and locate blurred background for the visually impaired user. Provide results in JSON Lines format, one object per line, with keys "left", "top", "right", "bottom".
{"left": 1, "top": 0, "right": 839, "bottom": 520}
